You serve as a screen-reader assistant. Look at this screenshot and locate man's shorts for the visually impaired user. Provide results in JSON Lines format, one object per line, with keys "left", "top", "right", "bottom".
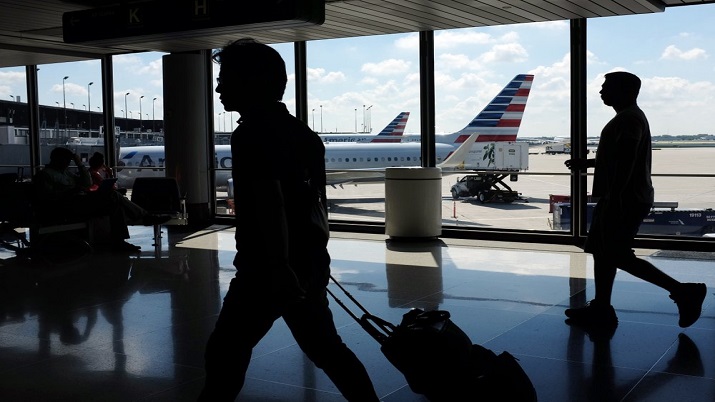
{"left": 584, "top": 199, "right": 652, "bottom": 260}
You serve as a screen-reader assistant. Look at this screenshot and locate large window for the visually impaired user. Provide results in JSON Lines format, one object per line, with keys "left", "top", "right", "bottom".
{"left": 308, "top": 34, "right": 419, "bottom": 224}
{"left": 587, "top": 5, "right": 715, "bottom": 239}
{"left": 434, "top": 22, "right": 571, "bottom": 233}
{"left": 0, "top": 67, "right": 30, "bottom": 179}
{"left": 111, "top": 52, "right": 167, "bottom": 191}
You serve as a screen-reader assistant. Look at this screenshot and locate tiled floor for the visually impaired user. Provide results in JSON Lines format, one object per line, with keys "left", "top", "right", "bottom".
{"left": 1, "top": 225, "right": 714, "bottom": 401}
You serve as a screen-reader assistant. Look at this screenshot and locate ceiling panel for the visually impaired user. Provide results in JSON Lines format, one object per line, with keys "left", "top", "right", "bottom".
{"left": 0, "top": 0, "right": 703, "bottom": 68}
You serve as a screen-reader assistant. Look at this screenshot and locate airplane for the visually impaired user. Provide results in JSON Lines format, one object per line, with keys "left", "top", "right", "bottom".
{"left": 400, "top": 74, "right": 533, "bottom": 144}
{"left": 116, "top": 74, "right": 532, "bottom": 189}
{"left": 116, "top": 112, "right": 410, "bottom": 189}
{"left": 319, "top": 111, "right": 409, "bottom": 143}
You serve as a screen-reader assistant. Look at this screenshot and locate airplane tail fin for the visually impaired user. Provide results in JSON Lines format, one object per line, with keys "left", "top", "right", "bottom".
{"left": 438, "top": 132, "right": 480, "bottom": 170}
{"left": 369, "top": 111, "right": 409, "bottom": 143}
{"left": 452, "top": 74, "right": 533, "bottom": 145}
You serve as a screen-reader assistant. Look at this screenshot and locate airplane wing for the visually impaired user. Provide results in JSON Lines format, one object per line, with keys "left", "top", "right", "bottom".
{"left": 438, "top": 132, "right": 480, "bottom": 171}
{"left": 326, "top": 169, "right": 387, "bottom": 186}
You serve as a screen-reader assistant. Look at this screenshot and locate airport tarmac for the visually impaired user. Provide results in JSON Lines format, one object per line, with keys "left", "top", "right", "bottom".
{"left": 324, "top": 146, "right": 715, "bottom": 233}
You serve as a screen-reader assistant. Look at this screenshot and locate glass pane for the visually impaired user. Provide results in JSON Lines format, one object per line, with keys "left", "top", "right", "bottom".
{"left": 0, "top": 67, "right": 30, "bottom": 180}
{"left": 111, "top": 52, "right": 167, "bottom": 193}
{"left": 34, "top": 61, "right": 106, "bottom": 170}
{"left": 437, "top": 22, "right": 571, "bottom": 232}
{"left": 587, "top": 4, "right": 715, "bottom": 239}
{"left": 308, "top": 34, "right": 419, "bottom": 223}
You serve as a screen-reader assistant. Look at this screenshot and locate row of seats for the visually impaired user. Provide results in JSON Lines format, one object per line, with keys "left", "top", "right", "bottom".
{"left": 0, "top": 175, "right": 187, "bottom": 258}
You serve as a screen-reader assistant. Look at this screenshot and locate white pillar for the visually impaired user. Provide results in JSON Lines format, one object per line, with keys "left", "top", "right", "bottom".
{"left": 162, "top": 53, "right": 211, "bottom": 224}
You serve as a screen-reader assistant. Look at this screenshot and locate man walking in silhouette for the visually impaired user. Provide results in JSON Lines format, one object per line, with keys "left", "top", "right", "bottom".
{"left": 564, "top": 71, "right": 707, "bottom": 332}
{"left": 198, "top": 38, "right": 379, "bottom": 401}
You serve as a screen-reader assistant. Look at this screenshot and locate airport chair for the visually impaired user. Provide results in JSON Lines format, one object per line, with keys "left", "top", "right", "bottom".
{"left": 0, "top": 174, "right": 32, "bottom": 253}
{"left": 130, "top": 177, "right": 188, "bottom": 245}
{"left": 1, "top": 174, "right": 92, "bottom": 263}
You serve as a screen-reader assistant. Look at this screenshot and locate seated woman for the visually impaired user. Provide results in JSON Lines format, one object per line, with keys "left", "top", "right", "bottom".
{"left": 88, "top": 152, "right": 123, "bottom": 193}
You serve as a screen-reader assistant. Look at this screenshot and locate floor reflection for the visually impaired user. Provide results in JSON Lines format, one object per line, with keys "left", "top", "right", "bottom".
{"left": 0, "top": 226, "right": 713, "bottom": 401}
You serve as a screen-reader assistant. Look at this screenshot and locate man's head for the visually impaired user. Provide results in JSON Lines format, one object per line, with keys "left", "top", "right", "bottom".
{"left": 49, "top": 147, "right": 75, "bottom": 169}
{"left": 212, "top": 38, "right": 287, "bottom": 114}
{"left": 600, "top": 71, "right": 641, "bottom": 109}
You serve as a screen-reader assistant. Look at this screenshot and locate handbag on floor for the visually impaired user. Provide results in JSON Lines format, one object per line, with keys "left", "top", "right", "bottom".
{"left": 327, "top": 275, "right": 537, "bottom": 402}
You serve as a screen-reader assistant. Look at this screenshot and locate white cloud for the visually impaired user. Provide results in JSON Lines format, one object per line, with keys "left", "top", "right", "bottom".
{"left": 323, "top": 71, "right": 347, "bottom": 84}
{"left": 437, "top": 53, "right": 478, "bottom": 71}
{"left": 660, "top": 45, "right": 707, "bottom": 61}
{"left": 307, "top": 67, "right": 347, "bottom": 83}
{"left": 0, "top": 70, "right": 25, "bottom": 87}
{"left": 530, "top": 20, "right": 569, "bottom": 30}
{"left": 394, "top": 33, "right": 419, "bottom": 50}
{"left": 434, "top": 30, "right": 494, "bottom": 49}
{"left": 479, "top": 43, "right": 528, "bottom": 63}
{"left": 361, "top": 59, "right": 411, "bottom": 75}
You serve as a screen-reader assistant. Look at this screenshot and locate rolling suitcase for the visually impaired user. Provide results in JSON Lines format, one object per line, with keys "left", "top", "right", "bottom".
{"left": 327, "top": 275, "right": 537, "bottom": 402}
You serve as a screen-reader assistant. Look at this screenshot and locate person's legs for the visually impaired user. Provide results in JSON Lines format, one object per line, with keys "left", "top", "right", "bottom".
{"left": 593, "top": 253, "right": 618, "bottom": 305}
{"left": 199, "top": 276, "right": 281, "bottom": 401}
{"left": 283, "top": 288, "right": 379, "bottom": 402}
{"left": 616, "top": 255, "right": 679, "bottom": 293}
{"left": 565, "top": 201, "right": 619, "bottom": 329}
{"left": 569, "top": 201, "right": 707, "bottom": 328}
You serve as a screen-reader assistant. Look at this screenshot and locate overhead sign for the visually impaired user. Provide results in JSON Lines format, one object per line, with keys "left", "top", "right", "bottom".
{"left": 63, "top": 0, "right": 325, "bottom": 44}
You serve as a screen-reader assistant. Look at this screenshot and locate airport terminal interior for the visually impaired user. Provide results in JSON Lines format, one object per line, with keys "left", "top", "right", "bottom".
{"left": 0, "top": 225, "right": 714, "bottom": 401}
{"left": 2, "top": 1, "right": 715, "bottom": 401}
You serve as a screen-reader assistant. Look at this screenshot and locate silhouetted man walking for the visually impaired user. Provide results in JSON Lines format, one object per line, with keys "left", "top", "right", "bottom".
{"left": 198, "top": 38, "right": 379, "bottom": 402}
{"left": 564, "top": 71, "right": 707, "bottom": 332}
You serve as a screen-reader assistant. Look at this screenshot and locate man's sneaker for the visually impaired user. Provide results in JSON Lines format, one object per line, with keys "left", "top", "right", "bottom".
{"left": 670, "top": 283, "right": 707, "bottom": 328}
{"left": 565, "top": 299, "right": 618, "bottom": 327}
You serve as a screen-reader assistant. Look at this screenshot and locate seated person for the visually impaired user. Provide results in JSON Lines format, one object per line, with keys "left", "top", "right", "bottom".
{"left": 88, "top": 152, "right": 116, "bottom": 191}
{"left": 88, "top": 152, "right": 127, "bottom": 195}
{"left": 33, "top": 147, "right": 164, "bottom": 252}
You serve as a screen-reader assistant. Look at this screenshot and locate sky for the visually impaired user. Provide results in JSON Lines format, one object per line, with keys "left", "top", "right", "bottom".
{"left": 1, "top": 3, "right": 714, "bottom": 138}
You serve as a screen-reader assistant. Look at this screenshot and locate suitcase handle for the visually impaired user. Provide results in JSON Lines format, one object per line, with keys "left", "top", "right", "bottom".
{"left": 359, "top": 313, "right": 396, "bottom": 345}
{"left": 327, "top": 275, "right": 396, "bottom": 345}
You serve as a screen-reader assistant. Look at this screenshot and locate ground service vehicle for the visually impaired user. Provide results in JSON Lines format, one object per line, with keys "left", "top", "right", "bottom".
{"left": 450, "top": 141, "right": 528, "bottom": 203}
{"left": 450, "top": 174, "right": 522, "bottom": 203}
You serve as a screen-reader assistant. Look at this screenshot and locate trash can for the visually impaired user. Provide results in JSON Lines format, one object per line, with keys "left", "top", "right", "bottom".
{"left": 385, "top": 167, "right": 442, "bottom": 238}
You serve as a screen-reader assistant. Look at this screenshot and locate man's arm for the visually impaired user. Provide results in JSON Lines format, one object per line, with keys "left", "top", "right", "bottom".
{"left": 72, "top": 153, "right": 92, "bottom": 190}
{"left": 564, "top": 157, "right": 595, "bottom": 171}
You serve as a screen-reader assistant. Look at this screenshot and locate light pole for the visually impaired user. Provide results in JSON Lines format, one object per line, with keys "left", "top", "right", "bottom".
{"left": 62, "top": 76, "right": 69, "bottom": 135}
{"left": 9, "top": 95, "right": 14, "bottom": 101}
{"left": 366, "top": 105, "right": 373, "bottom": 132}
{"left": 355, "top": 108, "right": 357, "bottom": 132}
{"left": 320, "top": 105, "right": 323, "bottom": 133}
{"left": 362, "top": 104, "right": 365, "bottom": 133}
{"left": 311, "top": 108, "right": 315, "bottom": 131}
{"left": 124, "top": 92, "right": 130, "bottom": 133}
{"left": 87, "top": 82, "right": 93, "bottom": 135}
{"left": 70, "top": 102, "right": 74, "bottom": 109}
{"left": 223, "top": 110, "right": 226, "bottom": 132}
{"left": 139, "top": 95, "right": 144, "bottom": 131}
{"left": 152, "top": 97, "right": 157, "bottom": 132}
